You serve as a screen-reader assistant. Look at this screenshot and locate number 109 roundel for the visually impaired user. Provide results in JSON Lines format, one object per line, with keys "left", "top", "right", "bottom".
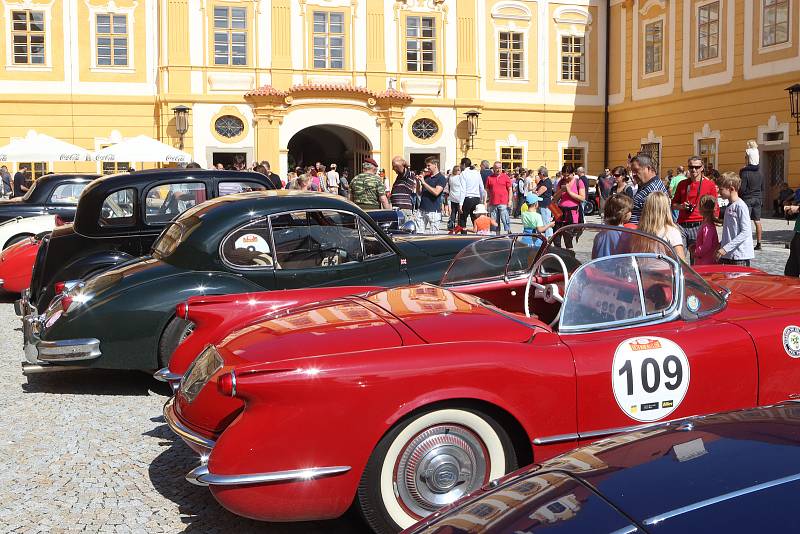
{"left": 163, "top": 225, "right": 800, "bottom": 534}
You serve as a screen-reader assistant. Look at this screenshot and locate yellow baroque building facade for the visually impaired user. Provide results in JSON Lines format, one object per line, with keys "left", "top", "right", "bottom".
{"left": 0, "top": 0, "right": 796, "bottom": 207}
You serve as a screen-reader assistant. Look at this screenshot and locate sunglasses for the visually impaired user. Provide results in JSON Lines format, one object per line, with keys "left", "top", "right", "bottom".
{"left": 688, "top": 165, "right": 703, "bottom": 170}
{"left": 613, "top": 173, "right": 623, "bottom": 177}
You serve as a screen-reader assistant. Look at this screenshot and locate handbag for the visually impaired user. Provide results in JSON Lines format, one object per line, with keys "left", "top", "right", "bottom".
{"left": 549, "top": 202, "right": 563, "bottom": 222}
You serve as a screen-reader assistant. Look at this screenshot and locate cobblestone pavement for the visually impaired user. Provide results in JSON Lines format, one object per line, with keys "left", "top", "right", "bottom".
{"left": 0, "top": 297, "right": 368, "bottom": 534}
{"left": 0, "top": 217, "right": 792, "bottom": 533}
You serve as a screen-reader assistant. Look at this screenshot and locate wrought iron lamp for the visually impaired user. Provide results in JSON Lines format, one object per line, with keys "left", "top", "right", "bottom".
{"left": 788, "top": 84, "right": 800, "bottom": 135}
{"left": 464, "top": 110, "right": 480, "bottom": 151}
{"left": 172, "top": 105, "right": 190, "bottom": 149}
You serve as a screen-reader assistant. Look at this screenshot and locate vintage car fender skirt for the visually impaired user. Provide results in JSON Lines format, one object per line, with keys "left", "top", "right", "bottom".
{"left": 373, "top": 409, "right": 511, "bottom": 531}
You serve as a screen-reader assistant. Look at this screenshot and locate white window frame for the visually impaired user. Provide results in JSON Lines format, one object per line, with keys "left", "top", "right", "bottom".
{"left": 693, "top": 123, "right": 721, "bottom": 171}
{"left": 759, "top": 0, "right": 792, "bottom": 52}
{"left": 557, "top": 32, "right": 588, "bottom": 85}
{"left": 496, "top": 29, "right": 527, "bottom": 81}
{"left": 557, "top": 136, "right": 589, "bottom": 170}
{"left": 643, "top": 17, "right": 665, "bottom": 77}
{"left": 88, "top": 2, "right": 136, "bottom": 73}
{"left": 695, "top": 0, "right": 722, "bottom": 66}
{"left": 495, "top": 134, "right": 528, "bottom": 170}
{"left": 312, "top": 11, "right": 346, "bottom": 70}
{"left": 213, "top": 4, "right": 249, "bottom": 67}
{"left": 4, "top": 2, "right": 52, "bottom": 71}
{"left": 405, "top": 15, "right": 437, "bottom": 73}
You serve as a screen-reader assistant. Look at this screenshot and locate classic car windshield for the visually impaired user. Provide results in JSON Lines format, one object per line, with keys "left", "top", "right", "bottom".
{"left": 441, "top": 235, "right": 544, "bottom": 286}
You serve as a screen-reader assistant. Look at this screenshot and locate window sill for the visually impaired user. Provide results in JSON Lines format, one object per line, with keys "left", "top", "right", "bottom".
{"left": 641, "top": 69, "right": 665, "bottom": 79}
{"left": 757, "top": 39, "right": 793, "bottom": 54}
{"left": 494, "top": 77, "right": 530, "bottom": 83}
{"left": 5, "top": 65, "right": 52, "bottom": 72}
{"left": 90, "top": 67, "right": 136, "bottom": 74}
{"left": 694, "top": 55, "right": 723, "bottom": 68}
{"left": 556, "top": 79, "right": 590, "bottom": 87}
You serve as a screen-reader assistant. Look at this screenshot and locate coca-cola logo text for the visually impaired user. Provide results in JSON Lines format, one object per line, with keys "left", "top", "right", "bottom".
{"left": 165, "top": 154, "right": 188, "bottom": 162}
{"left": 59, "top": 153, "right": 82, "bottom": 161}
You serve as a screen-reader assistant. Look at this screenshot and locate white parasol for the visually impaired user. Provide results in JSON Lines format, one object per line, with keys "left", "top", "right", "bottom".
{"left": 94, "top": 135, "right": 191, "bottom": 163}
{"left": 0, "top": 130, "right": 92, "bottom": 163}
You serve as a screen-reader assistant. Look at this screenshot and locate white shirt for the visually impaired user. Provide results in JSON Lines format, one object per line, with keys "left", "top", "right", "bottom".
{"left": 326, "top": 170, "right": 339, "bottom": 189}
{"left": 448, "top": 174, "right": 465, "bottom": 205}
{"left": 459, "top": 168, "right": 485, "bottom": 206}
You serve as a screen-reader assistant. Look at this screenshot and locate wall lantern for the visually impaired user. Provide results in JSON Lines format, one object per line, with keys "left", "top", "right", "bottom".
{"left": 464, "top": 110, "right": 480, "bottom": 151}
{"left": 787, "top": 84, "right": 800, "bottom": 135}
{"left": 172, "top": 105, "right": 190, "bottom": 149}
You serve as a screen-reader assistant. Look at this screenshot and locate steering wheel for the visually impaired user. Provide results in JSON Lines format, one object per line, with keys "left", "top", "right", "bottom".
{"left": 524, "top": 253, "right": 570, "bottom": 326}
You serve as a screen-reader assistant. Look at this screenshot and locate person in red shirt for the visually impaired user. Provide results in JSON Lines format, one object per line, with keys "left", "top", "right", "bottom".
{"left": 486, "top": 161, "right": 513, "bottom": 234}
{"left": 671, "top": 155, "right": 719, "bottom": 263}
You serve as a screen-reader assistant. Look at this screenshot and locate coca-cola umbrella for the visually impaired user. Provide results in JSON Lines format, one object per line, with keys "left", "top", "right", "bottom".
{"left": 93, "top": 135, "right": 191, "bottom": 164}
{"left": 0, "top": 130, "right": 92, "bottom": 162}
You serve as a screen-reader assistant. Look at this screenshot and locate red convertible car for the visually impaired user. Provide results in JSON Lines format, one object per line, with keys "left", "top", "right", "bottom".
{"left": 1, "top": 236, "right": 41, "bottom": 294}
{"left": 163, "top": 225, "right": 800, "bottom": 533}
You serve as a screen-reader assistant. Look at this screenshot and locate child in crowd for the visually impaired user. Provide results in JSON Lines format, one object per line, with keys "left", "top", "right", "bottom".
{"left": 635, "top": 191, "right": 686, "bottom": 261}
{"left": 471, "top": 204, "right": 497, "bottom": 235}
{"left": 692, "top": 194, "right": 720, "bottom": 265}
{"left": 592, "top": 193, "right": 633, "bottom": 259}
{"left": 716, "top": 172, "right": 755, "bottom": 266}
{"left": 521, "top": 193, "right": 555, "bottom": 246}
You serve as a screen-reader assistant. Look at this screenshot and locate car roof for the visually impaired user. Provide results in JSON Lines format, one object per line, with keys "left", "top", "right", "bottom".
{"left": 412, "top": 404, "right": 800, "bottom": 533}
{"left": 73, "top": 169, "right": 273, "bottom": 235}
{"left": 160, "top": 190, "right": 400, "bottom": 267}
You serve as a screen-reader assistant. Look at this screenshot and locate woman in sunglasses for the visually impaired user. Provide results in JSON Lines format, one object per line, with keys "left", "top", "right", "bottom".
{"left": 611, "top": 165, "right": 633, "bottom": 198}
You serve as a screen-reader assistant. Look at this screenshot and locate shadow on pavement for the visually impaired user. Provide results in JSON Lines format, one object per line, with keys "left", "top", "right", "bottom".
{"left": 22, "top": 369, "right": 174, "bottom": 396}
{"left": 0, "top": 290, "right": 19, "bottom": 303}
{"left": 147, "top": 428, "right": 370, "bottom": 534}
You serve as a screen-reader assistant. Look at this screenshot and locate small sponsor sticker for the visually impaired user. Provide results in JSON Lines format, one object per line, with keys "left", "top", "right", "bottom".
{"left": 641, "top": 402, "right": 659, "bottom": 411}
{"left": 686, "top": 295, "right": 701, "bottom": 313}
{"left": 783, "top": 326, "right": 800, "bottom": 358}
{"left": 662, "top": 400, "right": 674, "bottom": 409}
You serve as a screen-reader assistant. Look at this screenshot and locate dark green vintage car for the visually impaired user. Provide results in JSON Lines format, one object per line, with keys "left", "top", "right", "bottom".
{"left": 22, "top": 191, "right": 480, "bottom": 373}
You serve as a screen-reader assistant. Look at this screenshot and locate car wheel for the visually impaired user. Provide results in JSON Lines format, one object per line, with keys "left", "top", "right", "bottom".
{"left": 158, "top": 316, "right": 195, "bottom": 368}
{"left": 4, "top": 233, "right": 33, "bottom": 248}
{"left": 357, "top": 407, "right": 517, "bottom": 534}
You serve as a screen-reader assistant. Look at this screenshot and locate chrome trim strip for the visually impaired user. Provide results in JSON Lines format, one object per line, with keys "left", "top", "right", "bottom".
{"left": 37, "top": 338, "right": 101, "bottom": 362}
{"left": 643, "top": 472, "right": 800, "bottom": 526}
{"left": 0, "top": 278, "right": 4, "bottom": 288}
{"left": 163, "top": 397, "right": 217, "bottom": 450}
{"left": 229, "top": 370, "right": 237, "bottom": 397}
{"left": 532, "top": 432, "right": 580, "bottom": 446}
{"left": 21, "top": 362, "right": 87, "bottom": 375}
{"left": 186, "top": 464, "right": 352, "bottom": 487}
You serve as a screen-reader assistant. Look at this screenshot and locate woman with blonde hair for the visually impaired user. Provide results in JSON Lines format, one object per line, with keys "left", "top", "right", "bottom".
{"left": 634, "top": 191, "right": 686, "bottom": 260}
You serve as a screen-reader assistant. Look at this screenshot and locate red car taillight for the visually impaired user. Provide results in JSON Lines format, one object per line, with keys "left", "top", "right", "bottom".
{"left": 217, "top": 371, "right": 237, "bottom": 397}
{"left": 61, "top": 295, "right": 73, "bottom": 312}
{"left": 176, "top": 302, "right": 189, "bottom": 320}
{"left": 54, "top": 281, "right": 66, "bottom": 294}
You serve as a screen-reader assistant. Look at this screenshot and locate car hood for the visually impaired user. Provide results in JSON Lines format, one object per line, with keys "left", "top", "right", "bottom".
{"left": 699, "top": 269, "right": 800, "bottom": 309}
{"left": 407, "top": 404, "right": 800, "bottom": 533}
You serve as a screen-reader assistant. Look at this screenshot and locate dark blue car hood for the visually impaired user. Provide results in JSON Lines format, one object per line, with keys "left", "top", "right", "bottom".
{"left": 409, "top": 404, "right": 800, "bottom": 533}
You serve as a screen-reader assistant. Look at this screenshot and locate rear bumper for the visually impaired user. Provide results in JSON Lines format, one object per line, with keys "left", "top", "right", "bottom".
{"left": 154, "top": 367, "right": 182, "bottom": 393}
{"left": 15, "top": 288, "right": 34, "bottom": 317}
{"left": 163, "top": 397, "right": 216, "bottom": 456}
{"left": 186, "top": 464, "right": 351, "bottom": 487}
{"left": 22, "top": 311, "right": 100, "bottom": 372}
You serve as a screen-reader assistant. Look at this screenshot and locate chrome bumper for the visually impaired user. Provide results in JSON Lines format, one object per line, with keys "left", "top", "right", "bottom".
{"left": 22, "top": 311, "right": 100, "bottom": 370}
{"left": 163, "top": 397, "right": 217, "bottom": 454}
{"left": 154, "top": 368, "right": 182, "bottom": 392}
{"left": 15, "top": 288, "right": 34, "bottom": 317}
{"left": 185, "top": 464, "right": 352, "bottom": 487}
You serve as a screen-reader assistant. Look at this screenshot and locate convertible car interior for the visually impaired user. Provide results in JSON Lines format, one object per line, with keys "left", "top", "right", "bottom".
{"left": 441, "top": 225, "right": 704, "bottom": 333}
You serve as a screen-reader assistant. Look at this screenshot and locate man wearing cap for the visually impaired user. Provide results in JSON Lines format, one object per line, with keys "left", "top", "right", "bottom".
{"left": 350, "top": 158, "right": 390, "bottom": 210}
{"left": 326, "top": 163, "right": 340, "bottom": 196}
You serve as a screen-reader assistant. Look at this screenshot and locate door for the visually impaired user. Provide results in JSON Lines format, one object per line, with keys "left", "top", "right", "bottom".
{"left": 763, "top": 150, "right": 786, "bottom": 210}
{"left": 270, "top": 210, "right": 391, "bottom": 290}
{"left": 559, "top": 255, "right": 758, "bottom": 442}
{"left": 409, "top": 153, "right": 440, "bottom": 172}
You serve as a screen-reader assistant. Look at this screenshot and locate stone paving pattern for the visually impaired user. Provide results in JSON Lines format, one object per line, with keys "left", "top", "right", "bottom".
{"left": 0, "top": 216, "right": 792, "bottom": 533}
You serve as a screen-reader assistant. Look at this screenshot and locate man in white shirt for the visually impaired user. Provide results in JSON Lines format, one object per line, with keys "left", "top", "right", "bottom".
{"left": 326, "top": 163, "right": 340, "bottom": 196}
{"left": 457, "top": 157, "right": 485, "bottom": 233}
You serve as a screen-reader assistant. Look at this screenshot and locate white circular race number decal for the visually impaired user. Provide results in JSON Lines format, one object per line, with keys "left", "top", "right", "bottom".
{"left": 612, "top": 337, "right": 690, "bottom": 422}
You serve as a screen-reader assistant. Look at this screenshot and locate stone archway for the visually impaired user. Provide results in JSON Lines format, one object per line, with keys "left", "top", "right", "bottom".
{"left": 287, "top": 124, "right": 372, "bottom": 179}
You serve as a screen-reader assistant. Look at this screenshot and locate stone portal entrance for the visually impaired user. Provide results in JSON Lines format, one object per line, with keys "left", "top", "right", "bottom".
{"left": 287, "top": 125, "right": 372, "bottom": 179}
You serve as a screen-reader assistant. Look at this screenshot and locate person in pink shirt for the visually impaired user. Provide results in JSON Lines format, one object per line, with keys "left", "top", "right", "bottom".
{"left": 692, "top": 195, "right": 720, "bottom": 265}
{"left": 485, "top": 161, "right": 513, "bottom": 234}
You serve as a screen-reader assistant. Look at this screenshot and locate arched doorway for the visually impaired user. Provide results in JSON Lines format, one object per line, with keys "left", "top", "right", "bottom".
{"left": 287, "top": 125, "right": 372, "bottom": 180}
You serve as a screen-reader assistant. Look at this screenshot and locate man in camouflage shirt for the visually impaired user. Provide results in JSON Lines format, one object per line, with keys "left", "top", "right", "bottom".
{"left": 350, "top": 157, "right": 390, "bottom": 210}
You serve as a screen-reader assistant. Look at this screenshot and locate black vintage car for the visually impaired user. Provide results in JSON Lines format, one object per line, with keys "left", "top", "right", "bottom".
{"left": 21, "top": 191, "right": 480, "bottom": 373}
{"left": 20, "top": 168, "right": 277, "bottom": 314}
{"left": 0, "top": 173, "right": 98, "bottom": 223}
{"left": 406, "top": 403, "right": 800, "bottom": 534}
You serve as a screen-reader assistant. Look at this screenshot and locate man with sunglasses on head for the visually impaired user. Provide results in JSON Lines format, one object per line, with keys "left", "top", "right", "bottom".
{"left": 671, "top": 156, "right": 719, "bottom": 260}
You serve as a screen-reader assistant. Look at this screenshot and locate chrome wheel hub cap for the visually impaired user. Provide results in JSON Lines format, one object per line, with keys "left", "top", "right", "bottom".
{"left": 395, "top": 424, "right": 488, "bottom": 518}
